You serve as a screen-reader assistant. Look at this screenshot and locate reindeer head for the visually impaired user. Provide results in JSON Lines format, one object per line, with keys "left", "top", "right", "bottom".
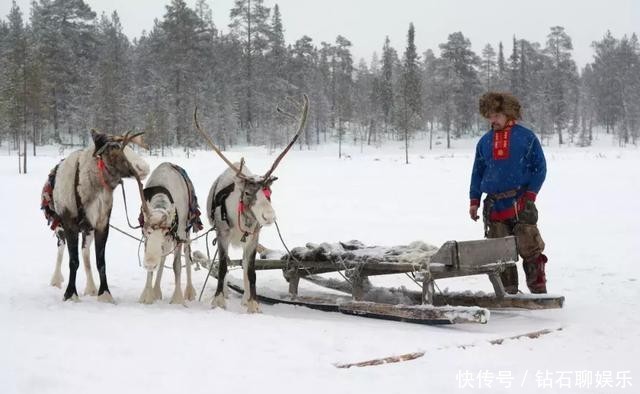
{"left": 235, "top": 171, "right": 277, "bottom": 226}
{"left": 92, "top": 130, "right": 150, "bottom": 183}
{"left": 195, "top": 95, "right": 309, "bottom": 231}
{"left": 141, "top": 193, "right": 176, "bottom": 272}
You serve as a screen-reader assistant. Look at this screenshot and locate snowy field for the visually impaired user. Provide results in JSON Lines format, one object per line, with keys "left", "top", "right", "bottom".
{"left": 1, "top": 132, "right": 639, "bottom": 394}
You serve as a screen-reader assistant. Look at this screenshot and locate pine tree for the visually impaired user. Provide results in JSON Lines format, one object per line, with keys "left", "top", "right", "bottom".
{"left": 229, "top": 0, "right": 271, "bottom": 143}
{"left": 92, "top": 12, "right": 132, "bottom": 134}
{"left": 481, "top": 44, "right": 496, "bottom": 91}
{"left": 509, "top": 36, "right": 520, "bottom": 96}
{"left": 439, "top": 32, "right": 481, "bottom": 137}
{"left": 544, "top": 26, "right": 578, "bottom": 145}
{"left": 380, "top": 36, "right": 395, "bottom": 135}
{"left": 398, "top": 23, "right": 422, "bottom": 163}
{"left": 30, "top": 0, "right": 97, "bottom": 142}
{"left": 496, "top": 41, "right": 507, "bottom": 90}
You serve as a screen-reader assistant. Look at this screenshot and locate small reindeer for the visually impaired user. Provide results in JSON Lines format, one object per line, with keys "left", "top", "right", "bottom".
{"left": 42, "top": 130, "right": 149, "bottom": 302}
{"left": 195, "top": 95, "right": 309, "bottom": 313}
{"left": 138, "top": 162, "right": 203, "bottom": 305}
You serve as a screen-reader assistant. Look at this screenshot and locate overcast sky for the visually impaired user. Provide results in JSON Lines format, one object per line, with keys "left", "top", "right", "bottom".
{"left": 2, "top": 0, "right": 639, "bottom": 68}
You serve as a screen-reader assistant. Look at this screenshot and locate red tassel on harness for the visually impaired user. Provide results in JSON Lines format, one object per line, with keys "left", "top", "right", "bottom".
{"left": 262, "top": 187, "right": 271, "bottom": 201}
{"left": 238, "top": 201, "right": 246, "bottom": 214}
{"left": 96, "top": 157, "right": 111, "bottom": 190}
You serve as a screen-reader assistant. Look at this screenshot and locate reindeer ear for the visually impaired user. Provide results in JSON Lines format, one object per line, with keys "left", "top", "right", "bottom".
{"left": 91, "top": 129, "right": 109, "bottom": 155}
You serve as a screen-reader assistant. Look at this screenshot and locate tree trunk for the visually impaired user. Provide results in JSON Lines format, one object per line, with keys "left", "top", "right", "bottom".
{"left": 405, "top": 127, "right": 409, "bottom": 164}
{"left": 557, "top": 124, "right": 563, "bottom": 145}
{"left": 338, "top": 117, "right": 342, "bottom": 158}
{"left": 23, "top": 132, "right": 27, "bottom": 174}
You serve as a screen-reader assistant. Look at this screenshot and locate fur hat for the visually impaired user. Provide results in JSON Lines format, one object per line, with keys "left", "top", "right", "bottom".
{"left": 479, "top": 92, "right": 522, "bottom": 120}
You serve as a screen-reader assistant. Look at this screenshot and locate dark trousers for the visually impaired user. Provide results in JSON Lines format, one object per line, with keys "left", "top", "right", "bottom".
{"left": 485, "top": 205, "right": 546, "bottom": 293}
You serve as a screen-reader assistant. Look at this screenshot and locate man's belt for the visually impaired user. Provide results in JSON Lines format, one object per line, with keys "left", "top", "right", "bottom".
{"left": 487, "top": 188, "right": 521, "bottom": 201}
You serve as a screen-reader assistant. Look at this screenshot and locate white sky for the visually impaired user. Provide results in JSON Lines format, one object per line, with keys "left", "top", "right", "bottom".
{"left": 2, "top": 0, "right": 639, "bottom": 68}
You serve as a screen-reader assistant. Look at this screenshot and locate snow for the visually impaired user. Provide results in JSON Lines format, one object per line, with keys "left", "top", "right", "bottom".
{"left": 2, "top": 133, "right": 639, "bottom": 394}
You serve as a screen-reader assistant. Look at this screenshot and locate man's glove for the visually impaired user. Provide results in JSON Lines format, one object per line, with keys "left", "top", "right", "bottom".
{"left": 519, "top": 198, "right": 538, "bottom": 225}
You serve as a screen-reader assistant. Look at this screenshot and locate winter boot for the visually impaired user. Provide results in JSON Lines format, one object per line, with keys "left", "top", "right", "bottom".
{"left": 500, "top": 264, "right": 519, "bottom": 294}
{"left": 524, "top": 254, "right": 547, "bottom": 294}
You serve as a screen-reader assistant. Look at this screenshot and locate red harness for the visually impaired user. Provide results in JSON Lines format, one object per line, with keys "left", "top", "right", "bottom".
{"left": 96, "top": 157, "right": 112, "bottom": 190}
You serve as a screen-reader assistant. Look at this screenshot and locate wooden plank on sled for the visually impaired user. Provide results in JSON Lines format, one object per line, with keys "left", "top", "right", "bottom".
{"left": 338, "top": 302, "right": 489, "bottom": 325}
{"left": 431, "top": 236, "right": 518, "bottom": 268}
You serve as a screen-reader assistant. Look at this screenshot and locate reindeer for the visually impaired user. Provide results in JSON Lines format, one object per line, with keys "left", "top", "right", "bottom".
{"left": 42, "top": 130, "right": 150, "bottom": 302}
{"left": 138, "top": 162, "right": 203, "bottom": 305}
{"left": 194, "top": 95, "right": 309, "bottom": 313}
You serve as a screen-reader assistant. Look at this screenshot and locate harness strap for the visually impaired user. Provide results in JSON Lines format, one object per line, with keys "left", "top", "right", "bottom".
{"left": 139, "top": 186, "right": 180, "bottom": 241}
{"left": 212, "top": 183, "right": 235, "bottom": 227}
{"left": 143, "top": 186, "right": 174, "bottom": 203}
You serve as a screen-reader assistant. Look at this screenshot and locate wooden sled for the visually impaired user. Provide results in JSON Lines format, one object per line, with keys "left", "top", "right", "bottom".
{"left": 215, "top": 236, "right": 563, "bottom": 324}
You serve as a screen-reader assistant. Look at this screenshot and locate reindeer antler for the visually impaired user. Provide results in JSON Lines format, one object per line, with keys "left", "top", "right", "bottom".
{"left": 263, "top": 94, "right": 309, "bottom": 180}
{"left": 119, "top": 131, "right": 147, "bottom": 150}
{"left": 193, "top": 107, "right": 248, "bottom": 180}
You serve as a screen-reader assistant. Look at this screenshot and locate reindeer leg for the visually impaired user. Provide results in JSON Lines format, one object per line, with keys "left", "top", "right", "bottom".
{"left": 139, "top": 271, "right": 155, "bottom": 304}
{"left": 184, "top": 241, "right": 196, "bottom": 301}
{"left": 212, "top": 242, "right": 228, "bottom": 309}
{"left": 63, "top": 231, "right": 80, "bottom": 302}
{"left": 153, "top": 255, "right": 165, "bottom": 301}
{"left": 94, "top": 227, "right": 115, "bottom": 303}
{"left": 243, "top": 238, "right": 261, "bottom": 313}
{"left": 170, "top": 244, "right": 185, "bottom": 305}
{"left": 50, "top": 229, "right": 66, "bottom": 288}
{"left": 82, "top": 231, "right": 97, "bottom": 296}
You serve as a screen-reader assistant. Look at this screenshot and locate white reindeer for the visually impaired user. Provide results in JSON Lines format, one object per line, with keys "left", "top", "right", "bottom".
{"left": 42, "top": 130, "right": 150, "bottom": 302}
{"left": 195, "top": 95, "right": 309, "bottom": 313}
{"left": 138, "top": 162, "right": 203, "bottom": 305}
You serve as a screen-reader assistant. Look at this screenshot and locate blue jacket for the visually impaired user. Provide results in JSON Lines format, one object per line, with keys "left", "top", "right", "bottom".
{"left": 469, "top": 123, "right": 546, "bottom": 220}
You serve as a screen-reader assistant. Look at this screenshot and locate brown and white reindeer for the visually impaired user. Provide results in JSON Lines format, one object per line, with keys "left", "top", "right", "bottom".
{"left": 42, "top": 130, "right": 150, "bottom": 302}
{"left": 194, "top": 95, "right": 309, "bottom": 313}
{"left": 137, "top": 162, "right": 204, "bottom": 305}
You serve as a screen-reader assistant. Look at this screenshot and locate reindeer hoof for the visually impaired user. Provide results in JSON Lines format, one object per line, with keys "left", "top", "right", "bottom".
{"left": 246, "top": 300, "right": 261, "bottom": 314}
{"left": 97, "top": 292, "right": 116, "bottom": 304}
{"left": 184, "top": 285, "right": 196, "bottom": 301}
{"left": 139, "top": 288, "right": 156, "bottom": 304}
{"left": 63, "top": 294, "right": 80, "bottom": 302}
{"left": 50, "top": 274, "right": 64, "bottom": 288}
{"left": 84, "top": 283, "right": 98, "bottom": 296}
{"left": 212, "top": 293, "right": 226, "bottom": 309}
{"left": 153, "top": 287, "right": 163, "bottom": 301}
{"left": 170, "top": 291, "right": 185, "bottom": 305}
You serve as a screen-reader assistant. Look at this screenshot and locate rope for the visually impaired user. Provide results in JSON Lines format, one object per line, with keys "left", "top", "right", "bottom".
{"left": 119, "top": 180, "right": 142, "bottom": 230}
{"left": 192, "top": 227, "right": 215, "bottom": 242}
{"left": 274, "top": 220, "right": 315, "bottom": 278}
{"left": 109, "top": 223, "right": 142, "bottom": 242}
{"left": 198, "top": 246, "right": 218, "bottom": 302}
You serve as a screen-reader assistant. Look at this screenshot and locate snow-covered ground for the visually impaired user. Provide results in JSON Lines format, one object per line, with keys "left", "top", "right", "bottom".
{"left": 2, "top": 132, "right": 638, "bottom": 394}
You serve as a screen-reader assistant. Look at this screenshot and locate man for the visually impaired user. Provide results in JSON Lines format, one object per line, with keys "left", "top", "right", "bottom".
{"left": 469, "top": 92, "right": 548, "bottom": 294}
